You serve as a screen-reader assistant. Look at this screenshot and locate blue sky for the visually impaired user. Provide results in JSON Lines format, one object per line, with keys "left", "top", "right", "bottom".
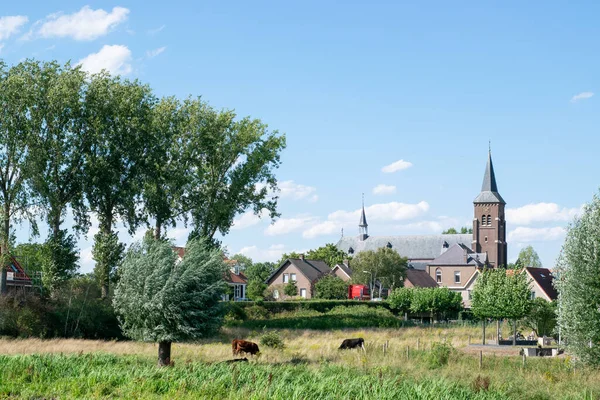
{"left": 1, "top": 1, "right": 597, "bottom": 271}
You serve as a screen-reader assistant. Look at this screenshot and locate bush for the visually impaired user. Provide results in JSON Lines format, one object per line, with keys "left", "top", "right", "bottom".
{"left": 245, "top": 305, "right": 270, "bottom": 320}
{"left": 284, "top": 280, "right": 298, "bottom": 297}
{"left": 388, "top": 287, "right": 414, "bottom": 314}
{"left": 224, "top": 302, "right": 247, "bottom": 322}
{"left": 314, "top": 276, "right": 347, "bottom": 300}
{"left": 234, "top": 300, "right": 392, "bottom": 314}
{"left": 260, "top": 331, "right": 284, "bottom": 349}
{"left": 427, "top": 342, "right": 454, "bottom": 369}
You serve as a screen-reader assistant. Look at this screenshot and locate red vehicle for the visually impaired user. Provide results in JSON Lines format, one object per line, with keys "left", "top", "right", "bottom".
{"left": 348, "top": 284, "right": 370, "bottom": 300}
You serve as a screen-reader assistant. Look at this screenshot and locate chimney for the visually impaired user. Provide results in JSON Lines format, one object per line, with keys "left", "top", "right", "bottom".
{"left": 300, "top": 253, "right": 305, "bottom": 261}
{"left": 343, "top": 259, "right": 349, "bottom": 267}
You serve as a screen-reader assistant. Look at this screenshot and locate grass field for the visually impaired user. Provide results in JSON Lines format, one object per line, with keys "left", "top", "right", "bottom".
{"left": 0, "top": 325, "right": 598, "bottom": 399}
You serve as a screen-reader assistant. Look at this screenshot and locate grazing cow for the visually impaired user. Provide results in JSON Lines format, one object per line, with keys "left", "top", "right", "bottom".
{"left": 339, "top": 338, "right": 365, "bottom": 350}
{"left": 232, "top": 339, "right": 260, "bottom": 357}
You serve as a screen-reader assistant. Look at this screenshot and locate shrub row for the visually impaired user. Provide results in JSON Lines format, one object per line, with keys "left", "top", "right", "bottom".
{"left": 231, "top": 300, "right": 392, "bottom": 313}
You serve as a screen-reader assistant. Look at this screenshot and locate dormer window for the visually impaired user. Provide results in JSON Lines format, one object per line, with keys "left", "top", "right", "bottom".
{"left": 443, "top": 241, "right": 449, "bottom": 248}
{"left": 348, "top": 247, "right": 354, "bottom": 254}
{"left": 386, "top": 242, "right": 392, "bottom": 248}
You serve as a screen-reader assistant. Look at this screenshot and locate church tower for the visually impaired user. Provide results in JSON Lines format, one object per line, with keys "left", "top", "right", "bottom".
{"left": 472, "top": 149, "right": 507, "bottom": 267}
{"left": 359, "top": 194, "right": 369, "bottom": 241}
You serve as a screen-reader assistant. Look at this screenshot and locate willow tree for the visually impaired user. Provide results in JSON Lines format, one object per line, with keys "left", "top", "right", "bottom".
{"left": 113, "top": 238, "right": 226, "bottom": 366}
{"left": 182, "top": 99, "right": 286, "bottom": 246}
{"left": 555, "top": 192, "right": 600, "bottom": 366}
{"left": 83, "top": 72, "right": 155, "bottom": 298}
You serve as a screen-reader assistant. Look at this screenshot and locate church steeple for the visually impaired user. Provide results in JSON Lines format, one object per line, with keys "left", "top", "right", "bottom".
{"left": 359, "top": 194, "right": 368, "bottom": 241}
{"left": 472, "top": 146, "right": 507, "bottom": 268}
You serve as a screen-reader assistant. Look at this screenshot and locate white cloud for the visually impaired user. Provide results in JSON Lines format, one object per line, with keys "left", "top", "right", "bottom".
{"left": 329, "top": 201, "right": 429, "bottom": 224}
{"left": 232, "top": 209, "right": 269, "bottom": 230}
{"left": 77, "top": 44, "right": 132, "bottom": 75}
{"left": 0, "top": 44, "right": 4, "bottom": 55}
{"left": 35, "top": 6, "right": 129, "bottom": 41}
{"left": 147, "top": 24, "right": 166, "bottom": 35}
{"left": 373, "top": 184, "right": 396, "bottom": 195}
{"left": 302, "top": 221, "right": 340, "bottom": 239}
{"left": 508, "top": 226, "right": 566, "bottom": 243}
{"left": 278, "top": 180, "right": 318, "bottom": 201}
{"left": 394, "top": 220, "right": 444, "bottom": 233}
{"left": 79, "top": 246, "right": 94, "bottom": 273}
{"left": 571, "top": 91, "right": 594, "bottom": 103}
{"left": 146, "top": 46, "right": 166, "bottom": 58}
{"left": 238, "top": 244, "right": 295, "bottom": 263}
{"left": 506, "top": 202, "right": 581, "bottom": 225}
{"left": 381, "top": 159, "right": 413, "bottom": 173}
{"left": 265, "top": 215, "right": 317, "bottom": 236}
{"left": 0, "top": 15, "right": 28, "bottom": 40}
{"left": 166, "top": 227, "right": 189, "bottom": 244}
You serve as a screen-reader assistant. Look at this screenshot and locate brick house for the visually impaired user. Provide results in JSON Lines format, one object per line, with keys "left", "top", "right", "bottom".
{"left": 265, "top": 255, "right": 331, "bottom": 300}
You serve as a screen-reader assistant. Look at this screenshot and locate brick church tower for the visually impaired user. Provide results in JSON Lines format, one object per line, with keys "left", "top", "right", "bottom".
{"left": 472, "top": 149, "right": 507, "bottom": 267}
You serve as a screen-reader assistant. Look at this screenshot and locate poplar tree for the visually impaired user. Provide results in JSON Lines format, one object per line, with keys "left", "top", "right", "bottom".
{"left": 113, "top": 238, "right": 227, "bottom": 366}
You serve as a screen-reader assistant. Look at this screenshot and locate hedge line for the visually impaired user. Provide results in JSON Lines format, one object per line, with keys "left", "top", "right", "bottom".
{"left": 232, "top": 300, "right": 392, "bottom": 313}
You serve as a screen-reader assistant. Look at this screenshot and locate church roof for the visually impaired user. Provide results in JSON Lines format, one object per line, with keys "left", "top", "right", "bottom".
{"left": 428, "top": 243, "right": 487, "bottom": 266}
{"left": 474, "top": 150, "right": 505, "bottom": 204}
{"left": 359, "top": 205, "right": 368, "bottom": 227}
{"left": 336, "top": 234, "right": 472, "bottom": 260}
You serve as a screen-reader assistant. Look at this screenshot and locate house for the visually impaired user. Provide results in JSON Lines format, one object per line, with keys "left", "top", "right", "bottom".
{"left": 265, "top": 255, "right": 331, "bottom": 300}
{"left": 332, "top": 260, "right": 352, "bottom": 282}
{"left": 404, "top": 268, "right": 438, "bottom": 289}
{"left": 524, "top": 267, "right": 557, "bottom": 301}
{"left": 172, "top": 246, "right": 248, "bottom": 301}
{"left": 1, "top": 256, "right": 33, "bottom": 294}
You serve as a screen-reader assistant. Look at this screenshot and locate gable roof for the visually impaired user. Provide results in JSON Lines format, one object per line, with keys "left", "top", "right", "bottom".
{"left": 427, "top": 243, "right": 487, "bottom": 266}
{"left": 525, "top": 267, "right": 557, "bottom": 300}
{"left": 474, "top": 150, "right": 505, "bottom": 204}
{"left": 336, "top": 234, "right": 472, "bottom": 260}
{"left": 226, "top": 270, "right": 248, "bottom": 285}
{"left": 332, "top": 262, "right": 352, "bottom": 278}
{"left": 405, "top": 269, "right": 438, "bottom": 288}
{"left": 265, "top": 258, "right": 331, "bottom": 284}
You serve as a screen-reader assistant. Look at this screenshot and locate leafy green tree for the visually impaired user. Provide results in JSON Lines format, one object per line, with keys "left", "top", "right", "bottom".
{"left": 388, "top": 287, "right": 414, "bottom": 317}
{"left": 278, "top": 252, "right": 302, "bottom": 265}
{"left": 0, "top": 61, "right": 40, "bottom": 293}
{"left": 246, "top": 280, "right": 267, "bottom": 300}
{"left": 410, "top": 287, "right": 462, "bottom": 321}
{"left": 555, "top": 192, "right": 600, "bottom": 366}
{"left": 141, "top": 97, "right": 188, "bottom": 240}
{"left": 230, "top": 253, "right": 253, "bottom": 270}
{"left": 83, "top": 73, "right": 155, "bottom": 298}
{"left": 314, "top": 276, "right": 348, "bottom": 299}
{"left": 442, "top": 227, "right": 473, "bottom": 234}
{"left": 306, "top": 244, "right": 349, "bottom": 268}
{"left": 92, "top": 232, "right": 124, "bottom": 299}
{"left": 14, "top": 243, "right": 46, "bottom": 276}
{"left": 182, "top": 99, "right": 286, "bottom": 245}
{"left": 245, "top": 261, "right": 276, "bottom": 283}
{"left": 42, "top": 230, "right": 79, "bottom": 291}
{"left": 284, "top": 280, "right": 298, "bottom": 297}
{"left": 522, "top": 298, "right": 557, "bottom": 337}
{"left": 517, "top": 245, "right": 543, "bottom": 269}
{"left": 351, "top": 247, "right": 408, "bottom": 297}
{"left": 113, "top": 238, "right": 227, "bottom": 366}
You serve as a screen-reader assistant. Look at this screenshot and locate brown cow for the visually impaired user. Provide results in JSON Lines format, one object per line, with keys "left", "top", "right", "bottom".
{"left": 232, "top": 339, "right": 260, "bottom": 357}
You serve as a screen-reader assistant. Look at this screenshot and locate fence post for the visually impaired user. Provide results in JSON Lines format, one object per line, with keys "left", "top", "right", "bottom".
{"left": 479, "top": 350, "right": 483, "bottom": 370}
{"left": 522, "top": 352, "right": 526, "bottom": 368}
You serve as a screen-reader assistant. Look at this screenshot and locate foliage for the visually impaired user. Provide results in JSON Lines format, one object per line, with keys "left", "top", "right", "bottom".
{"left": 517, "top": 245, "right": 543, "bottom": 269}
{"left": 278, "top": 252, "right": 302, "bottom": 265}
{"left": 284, "top": 280, "right": 298, "bottom": 297}
{"left": 260, "top": 330, "right": 284, "bottom": 349}
{"left": 245, "top": 305, "right": 270, "bottom": 320}
{"left": 244, "top": 261, "right": 276, "bottom": 283}
{"left": 42, "top": 229, "right": 79, "bottom": 292}
{"left": 234, "top": 299, "right": 392, "bottom": 313}
{"left": 426, "top": 342, "right": 454, "bottom": 369}
{"left": 388, "top": 287, "right": 414, "bottom": 314}
{"left": 410, "top": 287, "right": 463, "bottom": 320}
{"left": 471, "top": 269, "right": 532, "bottom": 321}
{"left": 230, "top": 253, "right": 253, "bottom": 269}
{"left": 0, "top": 294, "right": 53, "bottom": 338}
{"left": 92, "top": 231, "right": 124, "bottom": 298}
{"left": 183, "top": 99, "right": 286, "bottom": 243}
{"left": 14, "top": 243, "right": 46, "bottom": 276}
{"left": 314, "top": 275, "right": 348, "bottom": 300}
{"left": 246, "top": 280, "right": 268, "bottom": 300}
{"left": 305, "top": 243, "right": 349, "bottom": 268}
{"left": 522, "top": 298, "right": 557, "bottom": 337}
{"left": 442, "top": 227, "right": 473, "bottom": 234}
{"left": 223, "top": 302, "right": 247, "bottom": 322}
{"left": 114, "top": 238, "right": 227, "bottom": 344}
{"left": 350, "top": 247, "right": 408, "bottom": 295}
{"left": 555, "top": 192, "right": 600, "bottom": 366}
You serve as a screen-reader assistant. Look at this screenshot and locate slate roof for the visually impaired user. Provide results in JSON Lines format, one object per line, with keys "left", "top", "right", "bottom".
{"left": 265, "top": 258, "right": 331, "bottom": 284}
{"left": 474, "top": 151, "right": 505, "bottom": 204}
{"left": 408, "top": 262, "right": 428, "bottom": 271}
{"left": 359, "top": 205, "right": 368, "bottom": 227}
{"left": 428, "top": 243, "right": 487, "bottom": 266}
{"left": 405, "top": 268, "right": 438, "bottom": 288}
{"left": 526, "top": 267, "right": 558, "bottom": 300}
{"left": 336, "top": 234, "right": 472, "bottom": 260}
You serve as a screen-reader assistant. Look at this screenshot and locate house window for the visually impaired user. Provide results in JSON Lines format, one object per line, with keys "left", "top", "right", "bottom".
{"left": 234, "top": 285, "right": 241, "bottom": 299}
{"left": 468, "top": 290, "right": 472, "bottom": 300}
{"left": 290, "top": 273, "right": 297, "bottom": 282}
{"left": 436, "top": 269, "right": 442, "bottom": 283}
{"left": 273, "top": 290, "right": 279, "bottom": 299}
{"left": 530, "top": 291, "right": 536, "bottom": 300}
{"left": 454, "top": 271, "right": 461, "bottom": 284}
{"left": 484, "top": 236, "right": 488, "bottom": 243}
{"left": 300, "top": 288, "right": 307, "bottom": 298}
{"left": 283, "top": 273, "right": 289, "bottom": 283}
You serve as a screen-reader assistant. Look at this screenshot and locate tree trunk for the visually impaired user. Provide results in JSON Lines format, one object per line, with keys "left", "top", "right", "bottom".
{"left": 1, "top": 204, "right": 10, "bottom": 295}
{"left": 158, "top": 341, "right": 172, "bottom": 367}
{"left": 154, "top": 218, "right": 162, "bottom": 240}
{"left": 512, "top": 320, "right": 517, "bottom": 346}
{"left": 497, "top": 320, "right": 500, "bottom": 343}
{"left": 99, "top": 215, "right": 112, "bottom": 300}
{"left": 482, "top": 319, "right": 486, "bottom": 345}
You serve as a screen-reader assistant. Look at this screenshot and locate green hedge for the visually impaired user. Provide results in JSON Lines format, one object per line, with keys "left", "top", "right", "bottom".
{"left": 231, "top": 300, "right": 392, "bottom": 314}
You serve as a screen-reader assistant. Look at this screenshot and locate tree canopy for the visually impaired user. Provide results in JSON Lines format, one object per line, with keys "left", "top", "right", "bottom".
{"left": 442, "top": 227, "right": 473, "bottom": 234}
{"left": 314, "top": 276, "right": 348, "bottom": 300}
{"left": 516, "top": 245, "right": 543, "bottom": 269}
{"left": 306, "top": 244, "right": 349, "bottom": 268}
{"left": 555, "top": 192, "right": 600, "bottom": 366}
{"left": 350, "top": 247, "right": 408, "bottom": 296}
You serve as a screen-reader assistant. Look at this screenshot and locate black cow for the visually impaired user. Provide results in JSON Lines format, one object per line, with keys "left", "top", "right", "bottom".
{"left": 339, "top": 338, "right": 365, "bottom": 350}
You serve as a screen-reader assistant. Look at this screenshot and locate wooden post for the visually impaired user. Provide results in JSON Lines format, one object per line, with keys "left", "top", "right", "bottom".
{"left": 522, "top": 352, "right": 526, "bottom": 368}
{"left": 386, "top": 340, "right": 389, "bottom": 353}
{"left": 482, "top": 320, "right": 486, "bottom": 345}
{"left": 479, "top": 350, "right": 483, "bottom": 370}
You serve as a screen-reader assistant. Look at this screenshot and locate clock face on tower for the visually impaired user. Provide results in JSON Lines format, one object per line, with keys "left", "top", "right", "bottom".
{"left": 484, "top": 206, "right": 490, "bottom": 213}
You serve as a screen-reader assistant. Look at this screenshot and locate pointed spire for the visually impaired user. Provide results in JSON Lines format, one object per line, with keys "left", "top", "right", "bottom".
{"left": 474, "top": 146, "right": 505, "bottom": 204}
{"left": 359, "top": 193, "right": 368, "bottom": 227}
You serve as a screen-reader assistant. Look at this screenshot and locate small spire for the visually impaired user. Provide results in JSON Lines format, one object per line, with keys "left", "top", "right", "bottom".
{"left": 359, "top": 195, "right": 368, "bottom": 227}
{"left": 474, "top": 146, "right": 505, "bottom": 204}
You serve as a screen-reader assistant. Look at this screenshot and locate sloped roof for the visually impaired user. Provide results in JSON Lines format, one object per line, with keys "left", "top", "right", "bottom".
{"left": 266, "top": 258, "right": 331, "bottom": 284}
{"left": 405, "top": 269, "right": 438, "bottom": 288}
{"left": 359, "top": 205, "right": 368, "bottom": 227}
{"left": 429, "top": 243, "right": 487, "bottom": 266}
{"left": 226, "top": 270, "right": 248, "bottom": 285}
{"left": 172, "top": 246, "right": 186, "bottom": 259}
{"left": 474, "top": 151, "right": 505, "bottom": 204}
{"left": 336, "top": 234, "right": 472, "bottom": 260}
{"left": 333, "top": 262, "right": 352, "bottom": 278}
{"left": 526, "top": 267, "right": 558, "bottom": 300}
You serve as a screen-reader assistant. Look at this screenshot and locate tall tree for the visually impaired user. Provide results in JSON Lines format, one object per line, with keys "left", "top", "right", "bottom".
{"left": 113, "top": 238, "right": 227, "bottom": 366}
{"left": 84, "top": 73, "right": 155, "bottom": 298}
{"left": 351, "top": 247, "right": 408, "bottom": 297}
{"left": 230, "top": 253, "right": 253, "bottom": 269}
{"left": 182, "top": 99, "right": 286, "bottom": 246}
{"left": 141, "top": 97, "right": 188, "bottom": 240}
{"left": 555, "top": 192, "right": 600, "bottom": 366}
{"left": 306, "top": 243, "right": 349, "bottom": 268}
{"left": 517, "top": 245, "right": 543, "bottom": 269}
{"left": 314, "top": 275, "right": 348, "bottom": 300}
{"left": 26, "top": 61, "right": 88, "bottom": 290}
{"left": 0, "top": 61, "right": 39, "bottom": 293}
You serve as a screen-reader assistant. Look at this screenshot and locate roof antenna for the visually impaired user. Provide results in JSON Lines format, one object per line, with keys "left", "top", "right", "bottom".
{"left": 341, "top": 228, "right": 344, "bottom": 238}
{"left": 489, "top": 140, "right": 491, "bottom": 153}
{"left": 362, "top": 192, "right": 365, "bottom": 208}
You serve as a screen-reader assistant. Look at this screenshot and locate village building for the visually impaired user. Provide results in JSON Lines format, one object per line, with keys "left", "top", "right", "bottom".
{"left": 524, "top": 267, "right": 557, "bottom": 301}
{"left": 264, "top": 255, "right": 330, "bottom": 300}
